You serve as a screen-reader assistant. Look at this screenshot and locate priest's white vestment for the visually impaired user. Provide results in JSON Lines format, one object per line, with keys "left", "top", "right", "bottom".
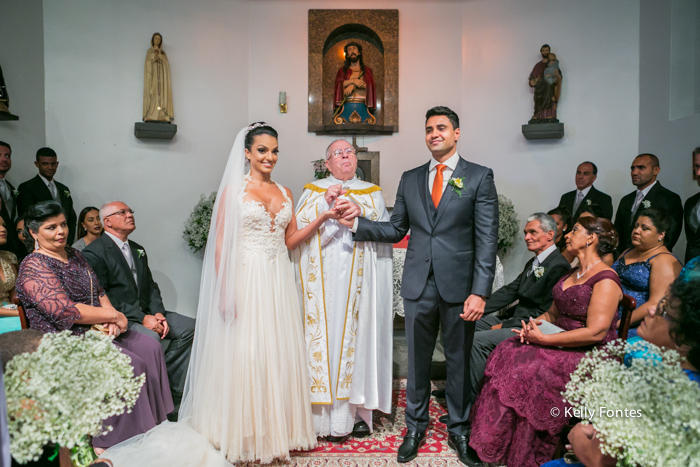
{"left": 293, "top": 176, "right": 393, "bottom": 437}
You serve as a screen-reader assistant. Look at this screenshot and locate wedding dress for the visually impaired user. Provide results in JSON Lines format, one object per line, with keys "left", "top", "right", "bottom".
{"left": 104, "top": 125, "right": 316, "bottom": 466}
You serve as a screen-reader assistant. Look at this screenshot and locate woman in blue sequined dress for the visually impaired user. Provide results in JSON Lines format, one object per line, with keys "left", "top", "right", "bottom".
{"left": 612, "top": 208, "right": 681, "bottom": 338}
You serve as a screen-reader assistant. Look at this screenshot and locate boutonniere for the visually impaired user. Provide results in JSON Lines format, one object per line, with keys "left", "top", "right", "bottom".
{"left": 64, "top": 190, "right": 71, "bottom": 198}
{"left": 642, "top": 200, "right": 651, "bottom": 209}
{"left": 12, "top": 189, "right": 19, "bottom": 197}
{"left": 533, "top": 265, "right": 546, "bottom": 280}
{"left": 585, "top": 199, "right": 592, "bottom": 206}
{"left": 448, "top": 177, "right": 465, "bottom": 198}
{"left": 136, "top": 249, "right": 145, "bottom": 258}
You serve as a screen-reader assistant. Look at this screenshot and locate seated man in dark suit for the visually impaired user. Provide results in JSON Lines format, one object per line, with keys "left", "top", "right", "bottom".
{"left": 469, "top": 213, "right": 571, "bottom": 402}
{"left": 685, "top": 147, "right": 700, "bottom": 264}
{"left": 17, "top": 147, "right": 78, "bottom": 244}
{"left": 558, "top": 161, "right": 613, "bottom": 224}
{"left": 83, "top": 201, "right": 194, "bottom": 416}
{"left": 614, "top": 153, "right": 683, "bottom": 254}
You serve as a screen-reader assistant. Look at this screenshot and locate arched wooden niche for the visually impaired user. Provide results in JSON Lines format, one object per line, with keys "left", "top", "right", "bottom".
{"left": 308, "top": 10, "right": 398, "bottom": 135}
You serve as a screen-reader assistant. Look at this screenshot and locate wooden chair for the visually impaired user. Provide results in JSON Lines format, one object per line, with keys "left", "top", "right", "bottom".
{"left": 618, "top": 293, "right": 637, "bottom": 340}
{"left": 17, "top": 304, "right": 30, "bottom": 330}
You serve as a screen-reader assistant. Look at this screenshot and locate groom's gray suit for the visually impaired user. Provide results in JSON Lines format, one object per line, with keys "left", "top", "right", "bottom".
{"left": 354, "top": 155, "right": 498, "bottom": 436}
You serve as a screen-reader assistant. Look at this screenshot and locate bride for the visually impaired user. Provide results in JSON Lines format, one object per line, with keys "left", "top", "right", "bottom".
{"left": 104, "top": 123, "right": 341, "bottom": 466}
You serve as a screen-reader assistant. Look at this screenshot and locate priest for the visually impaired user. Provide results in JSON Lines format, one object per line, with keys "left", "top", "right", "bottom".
{"left": 293, "top": 139, "right": 392, "bottom": 441}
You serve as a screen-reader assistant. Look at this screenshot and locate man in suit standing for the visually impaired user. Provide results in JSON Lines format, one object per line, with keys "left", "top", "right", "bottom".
{"left": 343, "top": 106, "right": 498, "bottom": 466}
{"left": 684, "top": 147, "right": 700, "bottom": 263}
{"left": 0, "top": 141, "right": 24, "bottom": 259}
{"left": 83, "top": 201, "right": 195, "bottom": 418}
{"left": 558, "top": 161, "right": 613, "bottom": 222}
{"left": 614, "top": 153, "right": 683, "bottom": 253}
{"left": 17, "top": 147, "right": 78, "bottom": 244}
{"left": 468, "top": 213, "right": 570, "bottom": 403}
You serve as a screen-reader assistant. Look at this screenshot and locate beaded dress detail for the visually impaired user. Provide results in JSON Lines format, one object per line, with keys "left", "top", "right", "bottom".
{"left": 469, "top": 269, "right": 621, "bottom": 467}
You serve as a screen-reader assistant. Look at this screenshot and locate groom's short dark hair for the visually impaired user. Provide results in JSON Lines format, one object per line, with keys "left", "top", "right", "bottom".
{"left": 425, "top": 106, "right": 459, "bottom": 130}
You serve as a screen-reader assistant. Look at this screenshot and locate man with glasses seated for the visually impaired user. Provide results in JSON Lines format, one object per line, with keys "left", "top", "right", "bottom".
{"left": 83, "top": 201, "right": 195, "bottom": 421}
{"left": 293, "top": 139, "right": 393, "bottom": 442}
{"left": 17, "top": 147, "right": 78, "bottom": 244}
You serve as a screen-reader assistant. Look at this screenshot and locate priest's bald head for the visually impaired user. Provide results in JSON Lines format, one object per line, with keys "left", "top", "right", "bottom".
{"left": 325, "top": 139, "right": 358, "bottom": 181}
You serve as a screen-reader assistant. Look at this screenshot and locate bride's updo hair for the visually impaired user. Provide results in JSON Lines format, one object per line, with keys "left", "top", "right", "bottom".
{"left": 244, "top": 122, "right": 278, "bottom": 152}
{"left": 578, "top": 216, "right": 618, "bottom": 256}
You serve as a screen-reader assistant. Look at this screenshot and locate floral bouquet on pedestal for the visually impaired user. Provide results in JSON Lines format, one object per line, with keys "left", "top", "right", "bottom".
{"left": 183, "top": 192, "right": 217, "bottom": 253}
{"left": 4, "top": 331, "right": 145, "bottom": 465}
{"left": 497, "top": 194, "right": 519, "bottom": 255}
{"left": 562, "top": 339, "right": 700, "bottom": 467}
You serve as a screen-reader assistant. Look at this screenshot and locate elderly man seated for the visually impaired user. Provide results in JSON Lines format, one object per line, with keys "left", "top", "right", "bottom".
{"left": 468, "top": 213, "right": 571, "bottom": 403}
{"left": 83, "top": 201, "right": 195, "bottom": 419}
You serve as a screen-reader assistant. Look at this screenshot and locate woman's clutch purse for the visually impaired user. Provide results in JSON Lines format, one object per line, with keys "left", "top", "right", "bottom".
{"left": 90, "top": 324, "right": 110, "bottom": 335}
{"left": 537, "top": 321, "right": 565, "bottom": 335}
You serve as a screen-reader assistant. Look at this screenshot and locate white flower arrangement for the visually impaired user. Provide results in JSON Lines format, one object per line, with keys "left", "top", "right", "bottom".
{"left": 586, "top": 199, "right": 592, "bottom": 206}
{"left": 183, "top": 192, "right": 217, "bottom": 253}
{"left": 136, "top": 248, "right": 146, "bottom": 258}
{"left": 533, "top": 265, "right": 545, "bottom": 280}
{"left": 4, "top": 331, "right": 145, "bottom": 464}
{"left": 63, "top": 190, "right": 71, "bottom": 198}
{"left": 642, "top": 200, "right": 651, "bottom": 209}
{"left": 562, "top": 339, "right": 700, "bottom": 467}
{"left": 448, "top": 177, "right": 465, "bottom": 198}
{"left": 497, "top": 194, "right": 519, "bottom": 255}
{"left": 13, "top": 189, "right": 19, "bottom": 197}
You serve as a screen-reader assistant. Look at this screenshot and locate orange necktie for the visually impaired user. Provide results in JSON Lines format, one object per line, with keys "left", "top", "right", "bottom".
{"left": 432, "top": 164, "right": 447, "bottom": 208}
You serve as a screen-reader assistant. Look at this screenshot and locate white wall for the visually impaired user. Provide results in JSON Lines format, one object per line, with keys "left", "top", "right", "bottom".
{"left": 639, "top": 0, "right": 700, "bottom": 258}
{"left": 0, "top": 0, "right": 46, "bottom": 183}
{"left": 43, "top": 0, "right": 250, "bottom": 316}
{"left": 39, "top": 0, "right": 641, "bottom": 312}
{"left": 249, "top": 0, "right": 640, "bottom": 281}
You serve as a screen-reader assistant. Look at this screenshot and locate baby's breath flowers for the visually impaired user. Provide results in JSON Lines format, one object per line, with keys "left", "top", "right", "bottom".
{"left": 563, "top": 339, "right": 700, "bottom": 467}
{"left": 4, "top": 331, "right": 145, "bottom": 464}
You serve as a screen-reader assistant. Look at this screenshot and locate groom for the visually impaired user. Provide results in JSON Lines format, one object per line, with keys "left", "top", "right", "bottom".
{"left": 343, "top": 106, "right": 498, "bottom": 466}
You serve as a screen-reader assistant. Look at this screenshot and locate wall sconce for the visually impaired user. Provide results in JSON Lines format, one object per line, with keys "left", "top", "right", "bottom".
{"left": 279, "top": 92, "right": 287, "bottom": 113}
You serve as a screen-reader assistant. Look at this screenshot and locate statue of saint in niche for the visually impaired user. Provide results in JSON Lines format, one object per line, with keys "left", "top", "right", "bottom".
{"left": 528, "top": 44, "right": 562, "bottom": 122}
{"left": 333, "top": 42, "right": 376, "bottom": 124}
{"left": 0, "top": 64, "right": 10, "bottom": 113}
{"left": 143, "top": 32, "right": 174, "bottom": 122}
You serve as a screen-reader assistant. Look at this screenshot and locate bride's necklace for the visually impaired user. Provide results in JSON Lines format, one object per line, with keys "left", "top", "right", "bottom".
{"left": 577, "top": 259, "right": 602, "bottom": 279}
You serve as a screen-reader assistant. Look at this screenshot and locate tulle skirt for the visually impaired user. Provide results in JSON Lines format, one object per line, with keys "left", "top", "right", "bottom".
{"left": 103, "top": 250, "right": 316, "bottom": 466}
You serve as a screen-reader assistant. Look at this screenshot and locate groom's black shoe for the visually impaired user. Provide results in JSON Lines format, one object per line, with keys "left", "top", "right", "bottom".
{"left": 397, "top": 431, "right": 425, "bottom": 463}
{"left": 448, "top": 435, "right": 482, "bottom": 467}
{"left": 431, "top": 388, "right": 446, "bottom": 398}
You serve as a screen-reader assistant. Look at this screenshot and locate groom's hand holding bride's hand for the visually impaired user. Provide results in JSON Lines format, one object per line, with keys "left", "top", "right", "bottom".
{"left": 460, "top": 294, "right": 486, "bottom": 321}
{"left": 333, "top": 198, "right": 361, "bottom": 228}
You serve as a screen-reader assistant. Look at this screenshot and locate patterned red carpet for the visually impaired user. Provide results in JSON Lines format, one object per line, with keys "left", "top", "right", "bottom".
{"left": 289, "top": 379, "right": 461, "bottom": 466}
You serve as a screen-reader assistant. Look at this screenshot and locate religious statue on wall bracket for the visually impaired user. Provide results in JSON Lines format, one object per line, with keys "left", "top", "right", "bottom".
{"left": 522, "top": 43, "right": 564, "bottom": 140}
{"left": 134, "top": 32, "right": 177, "bottom": 140}
{"left": 0, "top": 63, "right": 19, "bottom": 121}
{"left": 308, "top": 9, "right": 398, "bottom": 136}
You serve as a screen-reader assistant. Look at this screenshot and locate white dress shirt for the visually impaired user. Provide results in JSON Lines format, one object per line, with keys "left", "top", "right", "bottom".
{"left": 39, "top": 174, "right": 59, "bottom": 201}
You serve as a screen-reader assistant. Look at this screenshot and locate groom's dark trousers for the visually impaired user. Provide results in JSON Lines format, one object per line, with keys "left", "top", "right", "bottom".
{"left": 354, "top": 156, "right": 498, "bottom": 436}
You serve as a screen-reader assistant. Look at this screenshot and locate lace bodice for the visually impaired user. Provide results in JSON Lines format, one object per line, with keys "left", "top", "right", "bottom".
{"left": 0, "top": 251, "right": 18, "bottom": 304}
{"left": 238, "top": 178, "right": 292, "bottom": 259}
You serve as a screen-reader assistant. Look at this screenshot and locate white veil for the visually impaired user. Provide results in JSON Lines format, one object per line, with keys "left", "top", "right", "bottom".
{"left": 104, "top": 127, "right": 251, "bottom": 467}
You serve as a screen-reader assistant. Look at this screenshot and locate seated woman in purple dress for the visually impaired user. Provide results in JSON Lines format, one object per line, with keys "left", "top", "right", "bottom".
{"left": 612, "top": 208, "right": 681, "bottom": 338}
{"left": 542, "top": 257, "right": 700, "bottom": 467}
{"left": 15, "top": 201, "right": 173, "bottom": 453}
{"left": 468, "top": 217, "right": 622, "bottom": 467}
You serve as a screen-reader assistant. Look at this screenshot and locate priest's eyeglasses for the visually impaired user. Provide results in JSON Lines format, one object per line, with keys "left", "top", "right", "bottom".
{"left": 104, "top": 209, "right": 135, "bottom": 218}
{"left": 329, "top": 147, "right": 357, "bottom": 159}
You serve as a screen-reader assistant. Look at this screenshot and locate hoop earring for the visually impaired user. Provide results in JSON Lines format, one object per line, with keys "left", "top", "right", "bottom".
{"left": 586, "top": 240, "right": 590, "bottom": 248}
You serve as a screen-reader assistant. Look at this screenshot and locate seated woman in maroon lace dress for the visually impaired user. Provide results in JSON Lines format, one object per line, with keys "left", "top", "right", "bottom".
{"left": 468, "top": 217, "right": 622, "bottom": 467}
{"left": 15, "top": 201, "right": 173, "bottom": 453}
